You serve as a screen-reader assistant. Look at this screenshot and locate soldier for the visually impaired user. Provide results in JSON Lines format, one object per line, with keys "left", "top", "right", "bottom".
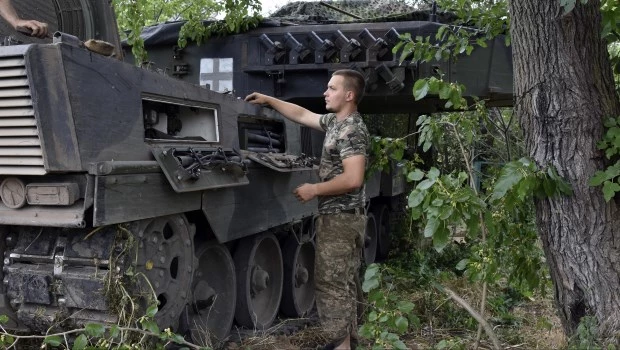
{"left": 0, "top": 0, "right": 48, "bottom": 38}
{"left": 245, "top": 69, "right": 369, "bottom": 350}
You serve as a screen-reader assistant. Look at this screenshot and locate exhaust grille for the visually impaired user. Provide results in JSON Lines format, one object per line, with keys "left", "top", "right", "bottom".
{"left": 0, "top": 56, "right": 44, "bottom": 175}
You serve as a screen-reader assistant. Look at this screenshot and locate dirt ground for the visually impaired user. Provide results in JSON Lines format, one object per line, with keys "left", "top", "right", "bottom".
{"left": 228, "top": 297, "right": 567, "bottom": 350}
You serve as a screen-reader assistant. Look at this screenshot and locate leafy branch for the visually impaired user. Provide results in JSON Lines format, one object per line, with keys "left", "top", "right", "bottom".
{"left": 113, "top": 0, "right": 262, "bottom": 63}
{"left": 360, "top": 264, "right": 419, "bottom": 350}
{"left": 589, "top": 116, "right": 620, "bottom": 201}
{"left": 0, "top": 309, "right": 208, "bottom": 349}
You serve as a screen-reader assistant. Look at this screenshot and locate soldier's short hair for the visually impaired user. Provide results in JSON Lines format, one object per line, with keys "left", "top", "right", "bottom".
{"left": 332, "top": 69, "right": 365, "bottom": 105}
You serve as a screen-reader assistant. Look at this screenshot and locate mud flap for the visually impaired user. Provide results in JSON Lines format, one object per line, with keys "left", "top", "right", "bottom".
{"left": 152, "top": 146, "right": 250, "bottom": 192}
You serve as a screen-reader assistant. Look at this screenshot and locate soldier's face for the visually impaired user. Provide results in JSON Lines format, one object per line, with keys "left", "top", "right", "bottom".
{"left": 324, "top": 75, "right": 352, "bottom": 112}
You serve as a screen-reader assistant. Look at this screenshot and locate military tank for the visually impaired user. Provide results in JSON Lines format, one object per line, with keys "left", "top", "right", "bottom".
{"left": 0, "top": 0, "right": 512, "bottom": 344}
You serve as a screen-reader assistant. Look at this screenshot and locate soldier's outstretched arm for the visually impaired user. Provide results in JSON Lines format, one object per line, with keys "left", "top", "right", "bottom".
{"left": 245, "top": 92, "right": 322, "bottom": 131}
{"left": 0, "top": 0, "right": 48, "bottom": 38}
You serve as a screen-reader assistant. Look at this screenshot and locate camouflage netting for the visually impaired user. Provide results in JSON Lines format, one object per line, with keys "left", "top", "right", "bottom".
{"left": 268, "top": 0, "right": 455, "bottom": 24}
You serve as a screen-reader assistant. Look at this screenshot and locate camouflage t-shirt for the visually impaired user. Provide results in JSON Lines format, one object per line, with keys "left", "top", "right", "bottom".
{"left": 318, "top": 112, "right": 369, "bottom": 214}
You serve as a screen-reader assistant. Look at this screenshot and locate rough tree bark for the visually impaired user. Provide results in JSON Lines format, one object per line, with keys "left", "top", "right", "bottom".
{"left": 509, "top": 0, "right": 620, "bottom": 340}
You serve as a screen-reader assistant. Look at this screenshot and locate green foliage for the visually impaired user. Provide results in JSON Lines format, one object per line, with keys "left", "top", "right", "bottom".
{"left": 491, "top": 158, "right": 572, "bottom": 203}
{"left": 436, "top": 0, "right": 510, "bottom": 41}
{"left": 601, "top": 0, "right": 620, "bottom": 40}
{"left": 560, "top": 0, "right": 590, "bottom": 16}
{"left": 590, "top": 116, "right": 620, "bottom": 201}
{"left": 0, "top": 304, "right": 208, "bottom": 349}
{"left": 407, "top": 166, "right": 483, "bottom": 252}
{"left": 113, "top": 0, "right": 261, "bottom": 63}
{"left": 568, "top": 316, "right": 617, "bottom": 350}
{"left": 359, "top": 264, "right": 420, "bottom": 350}
{"left": 412, "top": 77, "right": 467, "bottom": 110}
{"left": 368, "top": 136, "right": 410, "bottom": 176}
{"left": 434, "top": 338, "right": 466, "bottom": 350}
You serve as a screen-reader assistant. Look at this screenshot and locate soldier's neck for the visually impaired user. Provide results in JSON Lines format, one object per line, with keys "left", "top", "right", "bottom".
{"left": 335, "top": 106, "right": 358, "bottom": 121}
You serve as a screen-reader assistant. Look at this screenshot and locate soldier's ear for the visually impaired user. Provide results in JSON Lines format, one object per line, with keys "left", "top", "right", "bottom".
{"left": 345, "top": 90, "right": 354, "bottom": 102}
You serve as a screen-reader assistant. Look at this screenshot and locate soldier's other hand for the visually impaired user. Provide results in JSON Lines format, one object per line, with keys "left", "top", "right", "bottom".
{"left": 16, "top": 19, "right": 48, "bottom": 38}
{"left": 294, "top": 183, "right": 317, "bottom": 203}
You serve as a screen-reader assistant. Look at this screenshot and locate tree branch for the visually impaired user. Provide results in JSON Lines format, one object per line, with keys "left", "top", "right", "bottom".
{"left": 434, "top": 283, "right": 502, "bottom": 350}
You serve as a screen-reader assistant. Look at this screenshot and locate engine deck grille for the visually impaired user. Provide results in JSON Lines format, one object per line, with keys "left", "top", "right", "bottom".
{"left": 0, "top": 56, "right": 45, "bottom": 175}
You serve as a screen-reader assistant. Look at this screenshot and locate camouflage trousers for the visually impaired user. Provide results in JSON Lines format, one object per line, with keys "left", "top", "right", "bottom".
{"left": 315, "top": 211, "right": 365, "bottom": 346}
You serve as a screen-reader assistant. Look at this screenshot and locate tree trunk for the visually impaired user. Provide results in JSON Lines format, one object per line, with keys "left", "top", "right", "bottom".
{"left": 509, "top": 0, "right": 620, "bottom": 340}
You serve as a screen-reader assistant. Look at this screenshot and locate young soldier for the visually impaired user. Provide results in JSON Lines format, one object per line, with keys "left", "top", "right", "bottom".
{"left": 0, "top": 0, "right": 48, "bottom": 38}
{"left": 245, "top": 69, "right": 369, "bottom": 350}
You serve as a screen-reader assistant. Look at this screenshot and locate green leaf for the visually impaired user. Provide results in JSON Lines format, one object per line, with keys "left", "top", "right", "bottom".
{"left": 397, "top": 301, "right": 415, "bottom": 313}
{"left": 542, "top": 178, "right": 556, "bottom": 197}
{"left": 410, "top": 206, "right": 422, "bottom": 220}
{"left": 602, "top": 180, "right": 620, "bottom": 201}
{"left": 560, "top": 0, "right": 576, "bottom": 15}
{"left": 424, "top": 217, "right": 440, "bottom": 238}
{"left": 364, "top": 264, "right": 380, "bottom": 280}
{"left": 44, "top": 335, "right": 63, "bottom": 347}
{"left": 492, "top": 162, "right": 524, "bottom": 200}
{"left": 408, "top": 169, "right": 425, "bottom": 182}
{"left": 433, "top": 226, "right": 450, "bottom": 252}
{"left": 417, "top": 179, "right": 436, "bottom": 190}
{"left": 435, "top": 48, "right": 444, "bottom": 61}
{"left": 517, "top": 176, "right": 535, "bottom": 200}
{"left": 427, "top": 167, "right": 440, "bottom": 180}
{"left": 73, "top": 334, "right": 88, "bottom": 350}
{"left": 413, "top": 79, "right": 430, "bottom": 101}
{"left": 368, "top": 311, "right": 378, "bottom": 322}
{"left": 436, "top": 25, "right": 447, "bottom": 40}
{"left": 395, "top": 316, "right": 409, "bottom": 333}
{"left": 0, "top": 315, "right": 8, "bottom": 324}
{"left": 387, "top": 333, "right": 399, "bottom": 341}
{"left": 590, "top": 168, "right": 618, "bottom": 186}
{"left": 557, "top": 178, "right": 573, "bottom": 196}
{"left": 408, "top": 189, "right": 425, "bottom": 207}
{"left": 431, "top": 198, "right": 444, "bottom": 207}
{"left": 1, "top": 335, "right": 14, "bottom": 345}
{"left": 85, "top": 323, "right": 106, "bottom": 338}
{"left": 146, "top": 304, "right": 158, "bottom": 318}
{"left": 456, "top": 259, "right": 468, "bottom": 270}
{"left": 422, "top": 140, "right": 433, "bottom": 152}
{"left": 172, "top": 334, "right": 186, "bottom": 344}
{"left": 393, "top": 340, "right": 408, "bottom": 349}
{"left": 390, "top": 147, "right": 404, "bottom": 161}
{"left": 439, "top": 84, "right": 451, "bottom": 100}
{"left": 359, "top": 324, "right": 373, "bottom": 338}
{"left": 428, "top": 77, "right": 441, "bottom": 93}
{"left": 362, "top": 278, "right": 380, "bottom": 293}
{"left": 109, "top": 324, "right": 120, "bottom": 339}
{"left": 604, "top": 117, "right": 618, "bottom": 128}
{"left": 141, "top": 319, "right": 161, "bottom": 335}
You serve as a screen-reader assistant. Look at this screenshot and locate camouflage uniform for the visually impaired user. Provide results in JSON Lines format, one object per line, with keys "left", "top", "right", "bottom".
{"left": 315, "top": 111, "right": 369, "bottom": 346}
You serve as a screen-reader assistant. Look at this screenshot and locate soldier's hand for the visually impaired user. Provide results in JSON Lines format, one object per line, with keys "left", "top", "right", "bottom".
{"left": 244, "top": 92, "right": 269, "bottom": 105}
{"left": 294, "top": 183, "right": 317, "bottom": 203}
{"left": 15, "top": 19, "right": 48, "bottom": 38}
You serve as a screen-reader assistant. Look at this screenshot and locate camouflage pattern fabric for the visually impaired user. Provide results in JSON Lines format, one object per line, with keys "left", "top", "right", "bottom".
{"left": 270, "top": 0, "right": 422, "bottom": 21}
{"left": 318, "top": 112, "right": 369, "bottom": 215}
{"left": 315, "top": 211, "right": 366, "bottom": 346}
